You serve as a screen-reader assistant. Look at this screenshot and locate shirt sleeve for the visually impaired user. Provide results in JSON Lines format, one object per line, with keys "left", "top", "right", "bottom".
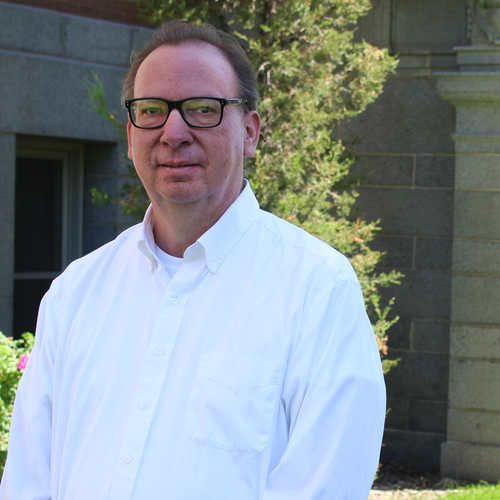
{"left": 262, "top": 278, "right": 386, "bottom": 500}
{"left": 0, "top": 290, "right": 57, "bottom": 500}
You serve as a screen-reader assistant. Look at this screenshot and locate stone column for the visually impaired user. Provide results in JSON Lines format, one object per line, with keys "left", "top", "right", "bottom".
{"left": 436, "top": 0, "right": 500, "bottom": 482}
{"left": 0, "top": 133, "right": 16, "bottom": 337}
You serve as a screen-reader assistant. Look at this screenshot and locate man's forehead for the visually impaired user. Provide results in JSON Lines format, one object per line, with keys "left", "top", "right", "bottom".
{"left": 136, "top": 41, "right": 238, "bottom": 96}
{"left": 143, "top": 41, "right": 230, "bottom": 73}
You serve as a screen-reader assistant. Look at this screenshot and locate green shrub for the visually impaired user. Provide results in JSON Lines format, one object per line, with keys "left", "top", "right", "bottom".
{"left": 0, "top": 332, "right": 35, "bottom": 474}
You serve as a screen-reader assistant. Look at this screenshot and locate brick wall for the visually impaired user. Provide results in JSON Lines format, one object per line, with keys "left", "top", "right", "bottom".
{"left": 2, "top": 0, "right": 152, "bottom": 26}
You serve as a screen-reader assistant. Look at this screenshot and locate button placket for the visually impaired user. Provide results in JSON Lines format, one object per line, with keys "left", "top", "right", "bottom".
{"left": 109, "top": 255, "right": 205, "bottom": 500}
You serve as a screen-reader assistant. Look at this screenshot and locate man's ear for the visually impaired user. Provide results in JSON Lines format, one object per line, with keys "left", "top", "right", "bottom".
{"left": 126, "top": 118, "right": 134, "bottom": 160}
{"left": 243, "top": 111, "right": 261, "bottom": 158}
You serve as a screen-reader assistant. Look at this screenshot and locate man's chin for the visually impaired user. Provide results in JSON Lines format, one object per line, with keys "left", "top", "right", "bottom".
{"left": 152, "top": 184, "right": 208, "bottom": 206}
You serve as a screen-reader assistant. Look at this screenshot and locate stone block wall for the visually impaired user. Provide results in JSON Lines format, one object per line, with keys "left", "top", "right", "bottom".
{"left": 0, "top": 1, "right": 154, "bottom": 335}
{"left": 0, "top": 1, "right": 154, "bottom": 249}
{"left": 350, "top": 0, "right": 469, "bottom": 468}
{"left": 437, "top": 63, "right": 500, "bottom": 481}
{"left": 1, "top": 0, "right": 149, "bottom": 26}
{"left": 349, "top": 104, "right": 455, "bottom": 467}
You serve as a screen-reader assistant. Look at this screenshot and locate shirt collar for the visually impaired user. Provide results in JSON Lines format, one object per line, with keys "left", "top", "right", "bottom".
{"left": 197, "top": 180, "right": 260, "bottom": 274}
{"left": 137, "top": 180, "right": 260, "bottom": 275}
{"left": 137, "top": 204, "right": 160, "bottom": 274}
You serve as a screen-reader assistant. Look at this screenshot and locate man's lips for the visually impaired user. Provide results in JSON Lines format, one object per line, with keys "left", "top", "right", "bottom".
{"left": 158, "top": 162, "right": 200, "bottom": 168}
{"left": 157, "top": 163, "right": 201, "bottom": 179}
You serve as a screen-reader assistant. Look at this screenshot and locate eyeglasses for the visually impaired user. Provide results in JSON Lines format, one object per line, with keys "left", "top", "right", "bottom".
{"left": 124, "top": 97, "right": 248, "bottom": 129}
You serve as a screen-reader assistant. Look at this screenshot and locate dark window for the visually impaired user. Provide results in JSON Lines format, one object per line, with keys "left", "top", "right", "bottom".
{"left": 15, "top": 158, "right": 63, "bottom": 273}
{"left": 13, "top": 157, "right": 64, "bottom": 338}
{"left": 12, "top": 142, "right": 83, "bottom": 339}
{"left": 13, "top": 279, "right": 54, "bottom": 338}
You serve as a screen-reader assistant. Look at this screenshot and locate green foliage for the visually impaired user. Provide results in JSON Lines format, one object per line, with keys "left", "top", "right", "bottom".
{"left": 88, "top": 0, "right": 402, "bottom": 372}
{"left": 86, "top": 74, "right": 149, "bottom": 220}
{"left": 0, "top": 332, "right": 34, "bottom": 474}
{"left": 442, "top": 481, "right": 500, "bottom": 499}
{"left": 85, "top": 72, "right": 128, "bottom": 142}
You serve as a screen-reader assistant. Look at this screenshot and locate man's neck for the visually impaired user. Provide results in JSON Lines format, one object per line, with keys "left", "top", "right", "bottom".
{"left": 152, "top": 207, "right": 214, "bottom": 258}
{"left": 150, "top": 183, "right": 244, "bottom": 257}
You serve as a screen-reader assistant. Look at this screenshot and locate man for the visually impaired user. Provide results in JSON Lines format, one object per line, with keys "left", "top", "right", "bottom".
{"left": 1, "top": 21, "right": 385, "bottom": 500}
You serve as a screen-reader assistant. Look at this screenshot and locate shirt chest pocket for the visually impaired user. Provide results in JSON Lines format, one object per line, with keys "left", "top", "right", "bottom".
{"left": 185, "top": 353, "right": 284, "bottom": 454}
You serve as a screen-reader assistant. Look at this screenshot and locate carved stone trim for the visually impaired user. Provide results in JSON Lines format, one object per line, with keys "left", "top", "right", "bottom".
{"left": 469, "top": 0, "right": 500, "bottom": 45}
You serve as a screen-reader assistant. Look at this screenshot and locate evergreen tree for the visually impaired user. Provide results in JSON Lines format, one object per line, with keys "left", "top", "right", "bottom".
{"left": 88, "top": 0, "right": 400, "bottom": 372}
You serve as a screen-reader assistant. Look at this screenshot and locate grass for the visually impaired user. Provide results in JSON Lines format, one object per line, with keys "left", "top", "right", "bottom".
{"left": 441, "top": 481, "right": 500, "bottom": 499}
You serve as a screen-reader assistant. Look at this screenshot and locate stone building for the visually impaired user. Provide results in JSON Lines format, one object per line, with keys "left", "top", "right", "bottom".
{"left": 0, "top": 0, "right": 498, "bottom": 482}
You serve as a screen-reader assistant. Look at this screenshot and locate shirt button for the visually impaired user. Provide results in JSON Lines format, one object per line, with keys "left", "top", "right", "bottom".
{"left": 209, "top": 262, "right": 217, "bottom": 271}
{"left": 155, "top": 347, "right": 164, "bottom": 355}
{"left": 125, "top": 455, "right": 133, "bottom": 464}
{"left": 170, "top": 295, "right": 179, "bottom": 305}
{"left": 140, "top": 402, "right": 149, "bottom": 410}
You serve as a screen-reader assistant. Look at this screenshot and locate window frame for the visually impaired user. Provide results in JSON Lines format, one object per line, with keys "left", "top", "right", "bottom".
{"left": 14, "top": 138, "right": 84, "bottom": 281}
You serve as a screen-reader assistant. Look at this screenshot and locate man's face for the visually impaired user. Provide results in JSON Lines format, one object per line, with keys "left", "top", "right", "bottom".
{"left": 127, "top": 42, "right": 260, "bottom": 218}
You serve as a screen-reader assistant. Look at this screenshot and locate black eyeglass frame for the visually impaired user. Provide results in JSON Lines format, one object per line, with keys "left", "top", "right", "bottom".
{"left": 124, "top": 96, "right": 248, "bottom": 129}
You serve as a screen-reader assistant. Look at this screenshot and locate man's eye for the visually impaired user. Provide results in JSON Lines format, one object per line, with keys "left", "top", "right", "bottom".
{"left": 184, "top": 100, "right": 219, "bottom": 114}
{"left": 140, "top": 107, "right": 161, "bottom": 115}
{"left": 186, "top": 105, "right": 217, "bottom": 115}
{"left": 195, "top": 106, "right": 216, "bottom": 114}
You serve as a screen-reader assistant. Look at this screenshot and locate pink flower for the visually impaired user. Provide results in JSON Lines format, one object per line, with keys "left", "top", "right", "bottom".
{"left": 17, "top": 355, "right": 29, "bottom": 370}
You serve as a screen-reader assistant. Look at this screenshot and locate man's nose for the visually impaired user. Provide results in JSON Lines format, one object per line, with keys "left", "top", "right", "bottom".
{"left": 159, "top": 108, "right": 194, "bottom": 148}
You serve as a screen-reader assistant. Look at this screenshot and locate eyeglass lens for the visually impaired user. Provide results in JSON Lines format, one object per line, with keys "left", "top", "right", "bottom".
{"left": 129, "top": 98, "right": 222, "bottom": 128}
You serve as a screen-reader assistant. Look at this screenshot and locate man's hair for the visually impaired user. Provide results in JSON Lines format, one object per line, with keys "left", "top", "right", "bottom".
{"left": 122, "top": 21, "right": 260, "bottom": 112}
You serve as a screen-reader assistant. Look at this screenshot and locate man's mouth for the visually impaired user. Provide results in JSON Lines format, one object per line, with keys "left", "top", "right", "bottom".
{"left": 160, "top": 163, "right": 198, "bottom": 168}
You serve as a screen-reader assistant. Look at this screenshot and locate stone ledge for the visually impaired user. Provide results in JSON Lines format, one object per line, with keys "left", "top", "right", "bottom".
{"left": 441, "top": 441, "right": 500, "bottom": 482}
{"left": 453, "top": 134, "right": 500, "bottom": 153}
{"left": 447, "top": 408, "right": 500, "bottom": 446}
{"left": 455, "top": 46, "right": 500, "bottom": 67}
{"left": 436, "top": 72, "right": 500, "bottom": 105}
{"left": 0, "top": 51, "right": 126, "bottom": 140}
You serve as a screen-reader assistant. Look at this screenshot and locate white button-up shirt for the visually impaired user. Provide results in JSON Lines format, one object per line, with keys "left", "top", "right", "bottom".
{"left": 1, "top": 182, "right": 385, "bottom": 500}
